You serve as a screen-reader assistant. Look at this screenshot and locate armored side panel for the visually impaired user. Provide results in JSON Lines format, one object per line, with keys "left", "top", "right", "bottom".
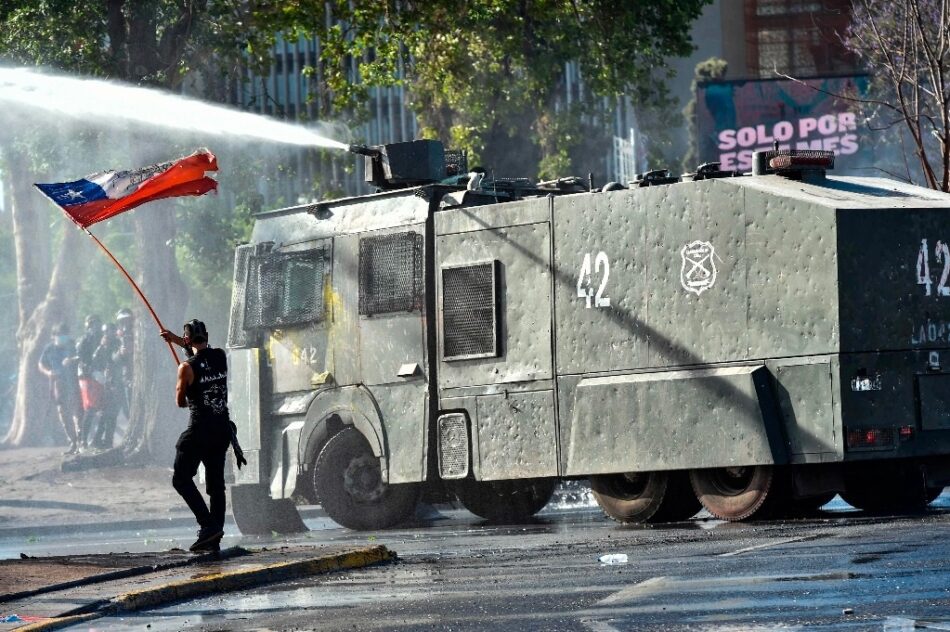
{"left": 552, "top": 180, "right": 839, "bottom": 474}
{"left": 435, "top": 197, "right": 559, "bottom": 480}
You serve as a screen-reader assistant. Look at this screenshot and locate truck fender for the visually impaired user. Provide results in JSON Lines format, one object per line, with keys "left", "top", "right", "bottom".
{"left": 298, "top": 385, "right": 389, "bottom": 481}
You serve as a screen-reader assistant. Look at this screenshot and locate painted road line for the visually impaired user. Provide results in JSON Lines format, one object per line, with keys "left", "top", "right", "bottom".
{"left": 717, "top": 535, "right": 824, "bottom": 557}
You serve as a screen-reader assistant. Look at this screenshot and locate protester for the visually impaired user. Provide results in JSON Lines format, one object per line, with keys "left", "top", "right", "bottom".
{"left": 161, "top": 320, "right": 246, "bottom": 553}
{"left": 113, "top": 308, "right": 134, "bottom": 421}
{"left": 38, "top": 324, "right": 82, "bottom": 454}
{"left": 91, "top": 322, "right": 120, "bottom": 449}
{"left": 75, "top": 314, "right": 104, "bottom": 448}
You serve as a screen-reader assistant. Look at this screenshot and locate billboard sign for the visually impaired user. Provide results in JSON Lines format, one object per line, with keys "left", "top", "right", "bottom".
{"left": 696, "top": 75, "right": 870, "bottom": 172}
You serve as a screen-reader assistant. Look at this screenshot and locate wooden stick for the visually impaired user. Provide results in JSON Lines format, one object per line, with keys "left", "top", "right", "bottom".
{"left": 83, "top": 227, "right": 181, "bottom": 366}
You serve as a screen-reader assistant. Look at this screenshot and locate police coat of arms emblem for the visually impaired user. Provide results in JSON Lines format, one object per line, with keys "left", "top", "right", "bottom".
{"left": 680, "top": 240, "right": 717, "bottom": 295}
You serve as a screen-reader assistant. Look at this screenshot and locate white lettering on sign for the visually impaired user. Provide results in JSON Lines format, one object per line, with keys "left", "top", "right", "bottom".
{"left": 717, "top": 112, "right": 859, "bottom": 171}
{"left": 576, "top": 252, "right": 611, "bottom": 308}
{"left": 680, "top": 241, "right": 718, "bottom": 295}
{"left": 916, "top": 238, "right": 950, "bottom": 297}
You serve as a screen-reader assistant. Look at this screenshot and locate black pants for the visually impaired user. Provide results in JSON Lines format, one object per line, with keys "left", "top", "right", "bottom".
{"left": 173, "top": 424, "right": 230, "bottom": 531}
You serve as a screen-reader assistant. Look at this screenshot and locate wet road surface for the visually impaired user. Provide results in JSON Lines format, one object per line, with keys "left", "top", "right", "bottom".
{"left": 4, "top": 497, "right": 950, "bottom": 630}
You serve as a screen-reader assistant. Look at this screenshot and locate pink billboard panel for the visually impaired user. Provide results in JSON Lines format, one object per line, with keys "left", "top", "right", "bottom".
{"left": 696, "top": 75, "right": 870, "bottom": 172}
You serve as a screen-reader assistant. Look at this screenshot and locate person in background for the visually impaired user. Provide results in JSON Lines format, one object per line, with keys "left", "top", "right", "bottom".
{"left": 113, "top": 308, "right": 134, "bottom": 421}
{"left": 38, "top": 324, "right": 82, "bottom": 454}
{"left": 92, "top": 322, "right": 120, "bottom": 449}
{"left": 76, "top": 314, "right": 104, "bottom": 448}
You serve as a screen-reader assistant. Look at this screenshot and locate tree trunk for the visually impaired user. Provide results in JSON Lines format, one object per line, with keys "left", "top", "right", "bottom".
{"left": 3, "top": 145, "right": 57, "bottom": 446}
{"left": 122, "top": 203, "right": 188, "bottom": 464}
{"left": 4, "top": 227, "right": 82, "bottom": 446}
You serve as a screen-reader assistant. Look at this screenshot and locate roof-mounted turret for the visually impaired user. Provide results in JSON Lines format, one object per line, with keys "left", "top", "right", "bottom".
{"left": 348, "top": 139, "right": 467, "bottom": 190}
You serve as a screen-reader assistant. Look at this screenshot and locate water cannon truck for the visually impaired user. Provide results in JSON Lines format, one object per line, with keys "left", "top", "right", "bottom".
{"left": 225, "top": 139, "right": 950, "bottom": 532}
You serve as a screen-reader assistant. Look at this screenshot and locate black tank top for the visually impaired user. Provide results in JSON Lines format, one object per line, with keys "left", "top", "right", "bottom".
{"left": 185, "top": 347, "right": 230, "bottom": 424}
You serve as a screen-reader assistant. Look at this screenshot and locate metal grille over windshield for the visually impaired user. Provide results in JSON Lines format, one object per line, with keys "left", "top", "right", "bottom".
{"left": 244, "top": 246, "right": 327, "bottom": 329}
{"left": 358, "top": 231, "right": 424, "bottom": 315}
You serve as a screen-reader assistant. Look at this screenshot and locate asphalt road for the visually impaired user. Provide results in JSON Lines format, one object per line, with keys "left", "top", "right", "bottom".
{"left": 8, "top": 495, "right": 950, "bottom": 631}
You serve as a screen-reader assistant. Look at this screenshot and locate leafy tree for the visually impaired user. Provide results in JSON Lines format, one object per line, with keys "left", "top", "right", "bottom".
{"left": 682, "top": 57, "right": 728, "bottom": 174}
{"left": 845, "top": 0, "right": 950, "bottom": 191}
{"left": 0, "top": 1, "right": 273, "bottom": 457}
{"left": 265, "top": 1, "right": 711, "bottom": 179}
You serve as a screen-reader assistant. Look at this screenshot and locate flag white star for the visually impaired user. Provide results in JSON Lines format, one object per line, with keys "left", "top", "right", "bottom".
{"left": 63, "top": 189, "right": 85, "bottom": 201}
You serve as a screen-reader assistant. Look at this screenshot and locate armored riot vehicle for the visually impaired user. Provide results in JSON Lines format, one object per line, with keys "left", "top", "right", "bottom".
{"left": 226, "top": 140, "right": 950, "bottom": 532}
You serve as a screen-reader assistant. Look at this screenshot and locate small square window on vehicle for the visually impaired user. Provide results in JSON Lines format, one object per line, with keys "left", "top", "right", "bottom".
{"left": 358, "top": 231, "right": 424, "bottom": 315}
{"left": 243, "top": 245, "right": 328, "bottom": 330}
{"left": 441, "top": 261, "right": 499, "bottom": 361}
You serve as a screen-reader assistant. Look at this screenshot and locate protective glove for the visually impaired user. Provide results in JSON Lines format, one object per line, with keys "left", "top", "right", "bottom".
{"left": 230, "top": 421, "right": 247, "bottom": 470}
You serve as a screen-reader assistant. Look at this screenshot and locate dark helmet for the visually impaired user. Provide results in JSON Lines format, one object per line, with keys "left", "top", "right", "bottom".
{"left": 115, "top": 308, "right": 133, "bottom": 322}
{"left": 183, "top": 319, "right": 208, "bottom": 344}
{"left": 84, "top": 314, "right": 101, "bottom": 330}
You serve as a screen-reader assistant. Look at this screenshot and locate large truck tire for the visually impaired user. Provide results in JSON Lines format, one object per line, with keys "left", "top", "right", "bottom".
{"left": 841, "top": 463, "right": 930, "bottom": 513}
{"left": 785, "top": 492, "right": 837, "bottom": 517}
{"left": 312, "top": 427, "right": 421, "bottom": 530}
{"left": 591, "top": 471, "right": 700, "bottom": 523}
{"left": 454, "top": 478, "right": 556, "bottom": 523}
{"left": 230, "top": 485, "right": 307, "bottom": 535}
{"left": 689, "top": 465, "right": 777, "bottom": 521}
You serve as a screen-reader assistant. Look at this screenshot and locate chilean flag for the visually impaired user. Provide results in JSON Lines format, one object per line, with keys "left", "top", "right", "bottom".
{"left": 35, "top": 149, "right": 218, "bottom": 229}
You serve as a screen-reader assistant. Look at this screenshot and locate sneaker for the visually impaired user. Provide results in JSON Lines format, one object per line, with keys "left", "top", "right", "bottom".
{"left": 189, "top": 527, "right": 224, "bottom": 553}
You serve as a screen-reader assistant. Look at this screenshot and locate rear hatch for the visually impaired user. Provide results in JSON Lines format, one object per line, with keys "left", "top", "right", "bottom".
{"left": 837, "top": 207, "right": 950, "bottom": 453}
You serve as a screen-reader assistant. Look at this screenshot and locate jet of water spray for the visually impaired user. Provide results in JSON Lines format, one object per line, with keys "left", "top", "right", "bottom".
{"left": 0, "top": 67, "right": 350, "bottom": 150}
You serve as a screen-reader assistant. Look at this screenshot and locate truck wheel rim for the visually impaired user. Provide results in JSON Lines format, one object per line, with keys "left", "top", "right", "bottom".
{"left": 343, "top": 454, "right": 385, "bottom": 503}
{"left": 618, "top": 473, "right": 649, "bottom": 497}
{"left": 709, "top": 467, "right": 754, "bottom": 496}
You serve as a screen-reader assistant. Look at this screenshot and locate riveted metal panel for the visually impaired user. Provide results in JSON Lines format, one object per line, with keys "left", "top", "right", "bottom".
{"left": 372, "top": 383, "right": 427, "bottom": 483}
{"left": 772, "top": 362, "right": 836, "bottom": 461}
{"left": 437, "top": 222, "right": 553, "bottom": 388}
{"left": 552, "top": 191, "right": 648, "bottom": 374}
{"left": 229, "top": 347, "right": 262, "bottom": 485}
{"left": 229, "top": 348, "right": 262, "bottom": 452}
{"left": 642, "top": 181, "right": 749, "bottom": 366}
{"left": 744, "top": 187, "right": 839, "bottom": 357}
{"left": 473, "top": 390, "right": 558, "bottom": 480}
{"left": 252, "top": 189, "right": 430, "bottom": 243}
{"left": 436, "top": 196, "right": 552, "bottom": 234}
{"left": 266, "top": 329, "right": 330, "bottom": 394}
{"left": 561, "top": 366, "right": 780, "bottom": 476}
{"left": 919, "top": 374, "right": 950, "bottom": 430}
{"left": 329, "top": 233, "right": 361, "bottom": 386}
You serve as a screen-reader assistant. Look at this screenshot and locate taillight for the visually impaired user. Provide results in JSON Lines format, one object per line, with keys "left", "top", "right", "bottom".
{"left": 846, "top": 427, "right": 895, "bottom": 449}
{"left": 899, "top": 425, "right": 915, "bottom": 441}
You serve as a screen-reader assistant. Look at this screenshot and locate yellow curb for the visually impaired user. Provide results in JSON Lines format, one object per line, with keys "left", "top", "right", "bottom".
{"left": 14, "top": 545, "right": 393, "bottom": 631}
{"left": 112, "top": 545, "right": 393, "bottom": 612}
{"left": 15, "top": 613, "right": 99, "bottom": 632}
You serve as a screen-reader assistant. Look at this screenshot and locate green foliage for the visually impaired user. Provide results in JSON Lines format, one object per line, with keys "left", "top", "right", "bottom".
{"left": 261, "top": 0, "right": 710, "bottom": 179}
{"left": 682, "top": 57, "right": 728, "bottom": 173}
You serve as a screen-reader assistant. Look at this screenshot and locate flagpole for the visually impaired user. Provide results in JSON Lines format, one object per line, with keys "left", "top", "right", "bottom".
{"left": 82, "top": 227, "right": 181, "bottom": 366}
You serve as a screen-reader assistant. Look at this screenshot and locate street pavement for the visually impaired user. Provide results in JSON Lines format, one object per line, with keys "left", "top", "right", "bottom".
{"left": 2, "top": 495, "right": 950, "bottom": 630}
